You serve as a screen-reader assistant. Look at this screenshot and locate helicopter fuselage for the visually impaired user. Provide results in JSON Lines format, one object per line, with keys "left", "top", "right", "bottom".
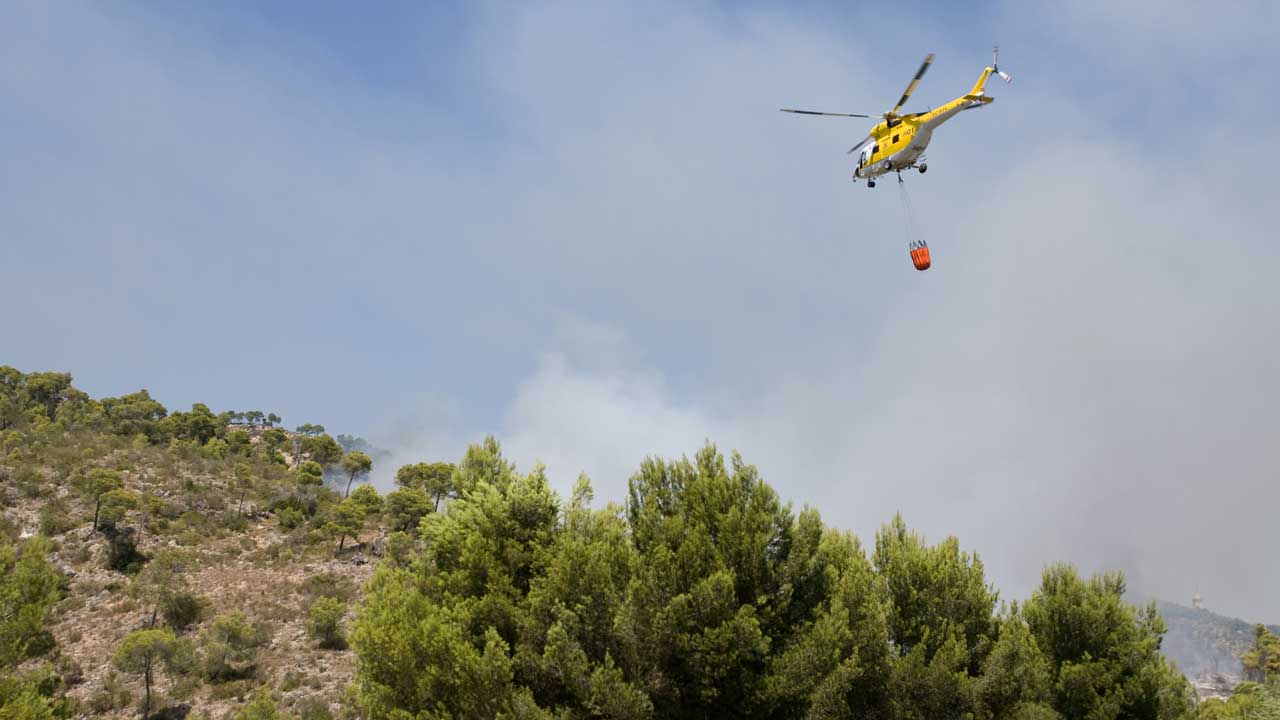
{"left": 852, "top": 80, "right": 994, "bottom": 180}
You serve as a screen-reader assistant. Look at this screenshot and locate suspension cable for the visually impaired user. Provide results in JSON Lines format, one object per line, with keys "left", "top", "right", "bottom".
{"left": 898, "top": 174, "right": 931, "bottom": 271}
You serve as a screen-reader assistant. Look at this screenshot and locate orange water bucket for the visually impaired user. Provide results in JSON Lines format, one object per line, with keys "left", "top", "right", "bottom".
{"left": 909, "top": 240, "right": 931, "bottom": 271}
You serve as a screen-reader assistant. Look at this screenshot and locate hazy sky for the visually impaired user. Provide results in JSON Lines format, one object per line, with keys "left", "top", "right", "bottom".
{"left": 3, "top": 1, "right": 1278, "bottom": 621}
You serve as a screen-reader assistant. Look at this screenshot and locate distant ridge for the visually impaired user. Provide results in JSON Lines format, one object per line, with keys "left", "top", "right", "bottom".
{"left": 1157, "top": 599, "right": 1280, "bottom": 680}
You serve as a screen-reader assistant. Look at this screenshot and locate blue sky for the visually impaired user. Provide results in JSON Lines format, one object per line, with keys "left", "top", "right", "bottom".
{"left": 4, "top": 1, "right": 1279, "bottom": 620}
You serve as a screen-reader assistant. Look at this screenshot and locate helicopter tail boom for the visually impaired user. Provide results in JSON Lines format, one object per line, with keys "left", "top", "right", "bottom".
{"left": 969, "top": 67, "right": 995, "bottom": 96}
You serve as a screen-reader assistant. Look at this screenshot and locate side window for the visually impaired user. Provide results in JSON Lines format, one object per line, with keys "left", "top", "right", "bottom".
{"left": 892, "top": 134, "right": 900, "bottom": 143}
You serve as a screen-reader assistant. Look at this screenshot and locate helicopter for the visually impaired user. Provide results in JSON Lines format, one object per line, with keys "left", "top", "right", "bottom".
{"left": 782, "top": 48, "right": 1012, "bottom": 188}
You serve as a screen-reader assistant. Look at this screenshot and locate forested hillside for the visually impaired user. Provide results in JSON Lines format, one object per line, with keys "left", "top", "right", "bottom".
{"left": 1, "top": 366, "right": 1206, "bottom": 718}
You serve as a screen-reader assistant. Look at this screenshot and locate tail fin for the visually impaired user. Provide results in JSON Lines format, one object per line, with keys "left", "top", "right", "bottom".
{"left": 969, "top": 67, "right": 994, "bottom": 96}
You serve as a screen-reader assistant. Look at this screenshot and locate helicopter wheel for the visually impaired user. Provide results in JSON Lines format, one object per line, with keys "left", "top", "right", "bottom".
{"left": 919, "top": 163, "right": 928, "bottom": 174}
{"left": 867, "top": 180, "right": 876, "bottom": 188}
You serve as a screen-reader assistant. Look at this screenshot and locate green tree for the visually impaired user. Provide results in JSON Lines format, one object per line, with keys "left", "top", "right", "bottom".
{"left": 302, "top": 434, "right": 343, "bottom": 470}
{"left": 99, "top": 488, "right": 138, "bottom": 529}
{"left": 761, "top": 517, "right": 891, "bottom": 719}
{"left": 135, "top": 494, "right": 165, "bottom": 545}
{"left": 873, "top": 513, "right": 997, "bottom": 671}
{"left": 226, "top": 429, "right": 253, "bottom": 456}
{"left": 160, "top": 402, "right": 223, "bottom": 444}
{"left": 74, "top": 468, "right": 123, "bottom": 532}
{"left": 0, "top": 366, "right": 25, "bottom": 431}
{"left": 349, "top": 484, "right": 382, "bottom": 516}
{"left": 451, "top": 435, "right": 515, "bottom": 497}
{"left": 293, "top": 461, "right": 325, "bottom": 489}
{"left": 200, "top": 611, "right": 262, "bottom": 681}
{"left": 129, "top": 549, "right": 194, "bottom": 629}
{"left": 262, "top": 427, "right": 288, "bottom": 451}
{"left": 619, "top": 447, "right": 795, "bottom": 717}
{"left": 326, "top": 500, "right": 365, "bottom": 554}
{"left": 977, "top": 608, "right": 1054, "bottom": 719}
{"left": 201, "top": 437, "right": 230, "bottom": 460}
{"left": 233, "top": 462, "right": 254, "bottom": 518}
{"left": 350, "top": 440, "right": 1208, "bottom": 720}
{"left": 100, "top": 390, "right": 168, "bottom": 441}
{"left": 113, "top": 628, "right": 186, "bottom": 719}
{"left": 1243, "top": 625, "right": 1280, "bottom": 682}
{"left": 383, "top": 487, "right": 433, "bottom": 533}
{"left": 0, "top": 536, "right": 61, "bottom": 668}
{"left": 395, "top": 461, "right": 456, "bottom": 510}
{"left": 339, "top": 451, "right": 373, "bottom": 497}
{"left": 1022, "top": 565, "right": 1196, "bottom": 720}
{"left": 22, "top": 372, "right": 74, "bottom": 421}
{"left": 0, "top": 674, "right": 59, "bottom": 720}
{"left": 307, "top": 597, "right": 347, "bottom": 649}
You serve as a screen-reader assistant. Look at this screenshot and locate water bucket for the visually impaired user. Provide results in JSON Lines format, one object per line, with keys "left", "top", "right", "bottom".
{"left": 909, "top": 239, "right": 931, "bottom": 271}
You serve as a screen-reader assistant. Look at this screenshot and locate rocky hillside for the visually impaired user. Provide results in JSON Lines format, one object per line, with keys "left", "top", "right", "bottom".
{"left": 1160, "top": 600, "right": 1280, "bottom": 677}
{"left": 1, "top": 367, "right": 438, "bottom": 719}
{"left": 1158, "top": 599, "right": 1280, "bottom": 697}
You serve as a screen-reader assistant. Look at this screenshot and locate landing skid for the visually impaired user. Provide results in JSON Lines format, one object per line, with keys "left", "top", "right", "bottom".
{"left": 863, "top": 161, "right": 927, "bottom": 189}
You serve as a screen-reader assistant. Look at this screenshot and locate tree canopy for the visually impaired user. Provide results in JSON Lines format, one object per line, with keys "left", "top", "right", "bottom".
{"left": 114, "top": 627, "right": 190, "bottom": 720}
{"left": 395, "top": 461, "right": 456, "bottom": 511}
{"left": 340, "top": 450, "right": 373, "bottom": 497}
{"left": 350, "top": 440, "right": 1196, "bottom": 720}
{"left": 0, "top": 536, "right": 61, "bottom": 669}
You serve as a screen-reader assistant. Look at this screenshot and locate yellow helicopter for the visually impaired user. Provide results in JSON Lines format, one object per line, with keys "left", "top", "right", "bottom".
{"left": 782, "top": 48, "right": 1012, "bottom": 188}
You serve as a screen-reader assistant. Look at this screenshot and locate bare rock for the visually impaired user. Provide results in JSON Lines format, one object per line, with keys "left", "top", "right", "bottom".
{"left": 1193, "top": 672, "right": 1238, "bottom": 701}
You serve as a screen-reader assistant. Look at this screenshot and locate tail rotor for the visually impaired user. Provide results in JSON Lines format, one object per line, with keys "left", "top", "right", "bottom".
{"left": 993, "top": 46, "right": 1013, "bottom": 84}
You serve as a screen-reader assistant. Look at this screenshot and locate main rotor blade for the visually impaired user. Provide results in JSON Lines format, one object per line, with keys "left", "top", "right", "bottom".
{"left": 889, "top": 53, "right": 935, "bottom": 116}
{"left": 780, "top": 108, "right": 874, "bottom": 118}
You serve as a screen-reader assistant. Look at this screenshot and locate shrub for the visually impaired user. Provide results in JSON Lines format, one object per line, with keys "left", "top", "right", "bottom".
{"left": 235, "top": 688, "right": 284, "bottom": 720}
{"left": 106, "top": 533, "right": 145, "bottom": 573}
{"left": 385, "top": 531, "right": 415, "bottom": 566}
{"left": 14, "top": 466, "right": 44, "bottom": 499}
{"left": 0, "top": 516, "right": 19, "bottom": 542}
{"left": 200, "top": 612, "right": 263, "bottom": 681}
{"left": 161, "top": 591, "right": 208, "bottom": 631}
{"left": 220, "top": 514, "right": 249, "bottom": 533}
{"left": 85, "top": 670, "right": 132, "bottom": 714}
{"left": 295, "top": 696, "right": 335, "bottom": 720}
{"left": 206, "top": 679, "right": 255, "bottom": 702}
{"left": 301, "top": 572, "right": 354, "bottom": 603}
{"left": 306, "top": 597, "right": 346, "bottom": 649}
{"left": 178, "top": 511, "right": 209, "bottom": 532}
{"left": 38, "top": 500, "right": 77, "bottom": 536}
{"left": 277, "top": 507, "right": 304, "bottom": 531}
{"left": 279, "top": 671, "right": 303, "bottom": 692}
{"left": 55, "top": 654, "right": 84, "bottom": 686}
